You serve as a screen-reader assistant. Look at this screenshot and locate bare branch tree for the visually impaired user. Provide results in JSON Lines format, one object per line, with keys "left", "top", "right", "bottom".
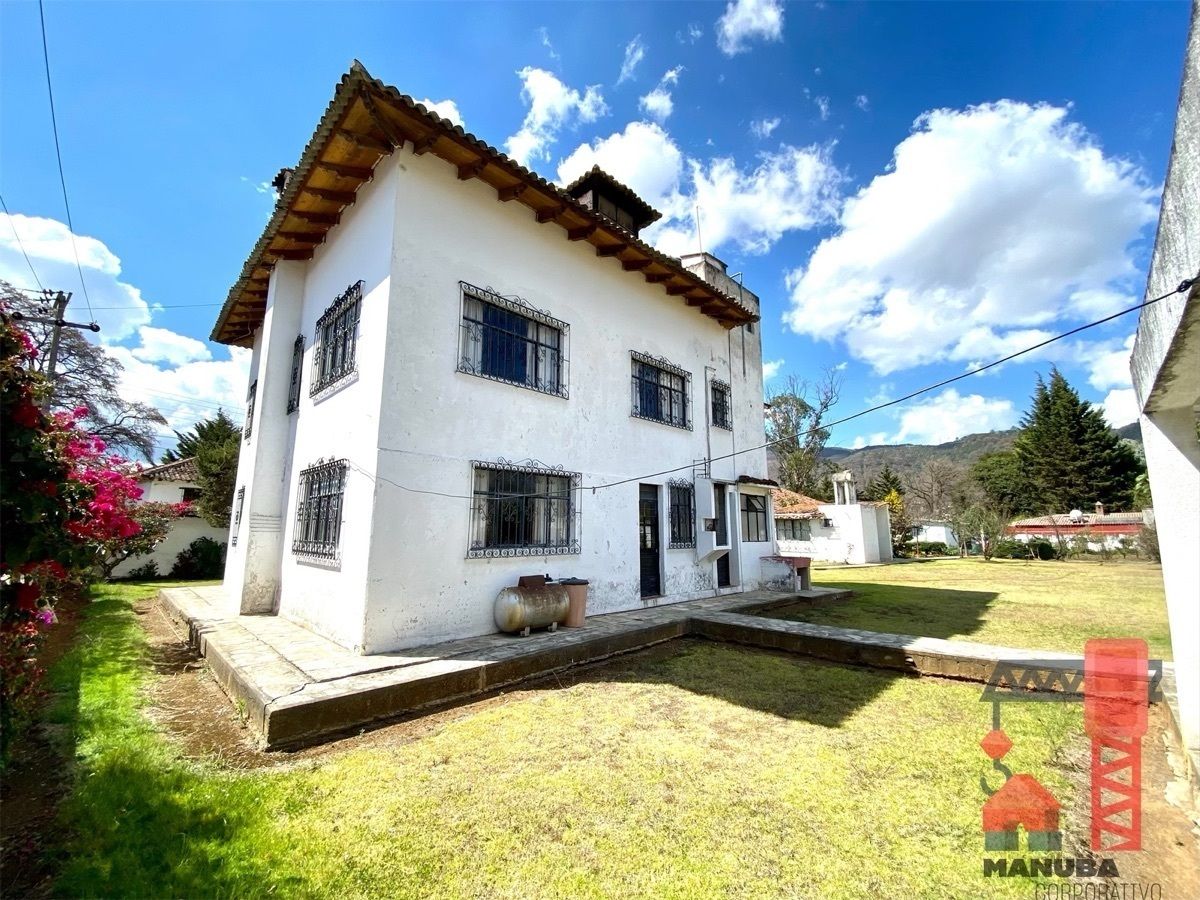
{"left": 765, "top": 368, "right": 843, "bottom": 497}
{"left": 3, "top": 282, "right": 166, "bottom": 460}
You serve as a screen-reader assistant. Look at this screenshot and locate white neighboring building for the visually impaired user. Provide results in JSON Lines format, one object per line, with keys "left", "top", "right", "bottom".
{"left": 1130, "top": 10, "right": 1199, "bottom": 772}
{"left": 111, "top": 458, "right": 229, "bottom": 578}
{"left": 212, "top": 64, "right": 782, "bottom": 654}
{"left": 771, "top": 474, "right": 893, "bottom": 565}
{"left": 910, "top": 521, "right": 958, "bottom": 548}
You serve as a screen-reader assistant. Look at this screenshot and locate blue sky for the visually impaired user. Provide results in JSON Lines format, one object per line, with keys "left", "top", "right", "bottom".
{"left": 0, "top": 0, "right": 1190, "bottom": 459}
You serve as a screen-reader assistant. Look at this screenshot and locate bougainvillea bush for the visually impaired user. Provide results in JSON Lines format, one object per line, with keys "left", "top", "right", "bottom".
{"left": 0, "top": 310, "right": 183, "bottom": 759}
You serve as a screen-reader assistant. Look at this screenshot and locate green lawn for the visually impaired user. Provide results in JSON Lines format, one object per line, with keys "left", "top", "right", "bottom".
{"left": 794, "top": 558, "right": 1171, "bottom": 660}
{"left": 43, "top": 582, "right": 1085, "bottom": 899}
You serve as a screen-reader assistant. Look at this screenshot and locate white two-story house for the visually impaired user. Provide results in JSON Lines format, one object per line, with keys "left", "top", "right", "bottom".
{"left": 213, "top": 63, "right": 781, "bottom": 654}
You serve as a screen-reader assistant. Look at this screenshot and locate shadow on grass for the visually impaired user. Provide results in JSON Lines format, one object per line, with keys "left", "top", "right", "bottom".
{"left": 761, "top": 582, "right": 1000, "bottom": 642}
{"left": 44, "top": 595, "right": 300, "bottom": 898}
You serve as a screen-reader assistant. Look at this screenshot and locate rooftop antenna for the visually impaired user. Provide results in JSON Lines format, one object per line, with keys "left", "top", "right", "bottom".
{"left": 694, "top": 204, "right": 703, "bottom": 253}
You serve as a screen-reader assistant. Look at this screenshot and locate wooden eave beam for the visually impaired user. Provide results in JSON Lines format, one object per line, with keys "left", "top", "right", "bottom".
{"left": 290, "top": 211, "right": 340, "bottom": 225}
{"left": 337, "top": 128, "right": 392, "bottom": 154}
{"left": 277, "top": 231, "right": 324, "bottom": 243}
{"left": 666, "top": 283, "right": 692, "bottom": 296}
{"left": 623, "top": 258, "right": 652, "bottom": 271}
{"left": 457, "top": 159, "right": 487, "bottom": 180}
{"left": 411, "top": 132, "right": 438, "bottom": 155}
{"left": 497, "top": 183, "right": 528, "bottom": 202}
{"left": 301, "top": 187, "right": 357, "bottom": 204}
{"left": 644, "top": 272, "right": 672, "bottom": 284}
{"left": 568, "top": 224, "right": 597, "bottom": 241}
{"left": 596, "top": 243, "right": 627, "bottom": 258}
{"left": 536, "top": 204, "right": 566, "bottom": 223}
{"left": 264, "top": 248, "right": 313, "bottom": 261}
{"left": 315, "top": 161, "right": 374, "bottom": 179}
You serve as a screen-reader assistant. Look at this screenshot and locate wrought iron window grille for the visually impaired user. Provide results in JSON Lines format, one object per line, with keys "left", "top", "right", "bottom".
{"left": 630, "top": 350, "right": 691, "bottom": 430}
{"left": 468, "top": 457, "right": 581, "bottom": 558}
{"left": 710, "top": 379, "right": 732, "bottom": 430}
{"left": 244, "top": 381, "right": 257, "bottom": 440}
{"left": 292, "top": 459, "right": 348, "bottom": 559}
{"left": 310, "top": 281, "right": 362, "bottom": 396}
{"left": 457, "top": 282, "right": 570, "bottom": 398}
{"left": 232, "top": 487, "right": 245, "bottom": 546}
{"left": 667, "top": 478, "right": 696, "bottom": 549}
{"left": 287, "top": 335, "right": 305, "bottom": 413}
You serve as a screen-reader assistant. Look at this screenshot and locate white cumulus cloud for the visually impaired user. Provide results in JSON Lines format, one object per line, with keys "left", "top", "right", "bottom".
{"left": 889, "top": 389, "right": 1019, "bottom": 445}
{"left": 784, "top": 101, "right": 1158, "bottom": 375}
{"left": 618, "top": 35, "right": 646, "bottom": 84}
{"left": 130, "top": 326, "right": 212, "bottom": 367}
{"left": 750, "top": 117, "right": 781, "bottom": 139}
{"left": 505, "top": 68, "right": 608, "bottom": 167}
{"left": 716, "top": 0, "right": 785, "bottom": 56}
{"left": 638, "top": 68, "right": 683, "bottom": 122}
{"left": 0, "top": 212, "right": 151, "bottom": 342}
{"left": 558, "top": 122, "right": 841, "bottom": 257}
{"left": 415, "top": 98, "right": 464, "bottom": 128}
{"left": 855, "top": 95, "right": 870, "bottom": 111}
{"left": 763, "top": 358, "right": 785, "bottom": 381}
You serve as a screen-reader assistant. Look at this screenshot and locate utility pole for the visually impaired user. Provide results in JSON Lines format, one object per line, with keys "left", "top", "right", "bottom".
{"left": 10, "top": 290, "right": 100, "bottom": 410}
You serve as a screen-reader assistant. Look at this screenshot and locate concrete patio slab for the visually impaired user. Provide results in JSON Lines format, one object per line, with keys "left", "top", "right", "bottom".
{"left": 159, "top": 584, "right": 1169, "bottom": 749}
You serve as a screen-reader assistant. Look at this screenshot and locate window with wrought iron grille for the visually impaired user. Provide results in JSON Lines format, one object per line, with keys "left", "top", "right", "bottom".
{"left": 293, "top": 460, "right": 347, "bottom": 559}
{"left": 232, "top": 487, "right": 245, "bottom": 546}
{"left": 244, "top": 381, "right": 257, "bottom": 440}
{"left": 776, "top": 518, "right": 811, "bottom": 541}
{"left": 630, "top": 352, "right": 690, "bottom": 429}
{"left": 668, "top": 480, "right": 696, "bottom": 548}
{"left": 457, "top": 283, "right": 568, "bottom": 397}
{"left": 711, "top": 379, "right": 731, "bottom": 430}
{"left": 741, "top": 493, "right": 769, "bottom": 542}
{"left": 310, "top": 281, "right": 362, "bottom": 395}
{"left": 287, "top": 335, "right": 304, "bottom": 413}
{"left": 469, "top": 461, "right": 579, "bottom": 557}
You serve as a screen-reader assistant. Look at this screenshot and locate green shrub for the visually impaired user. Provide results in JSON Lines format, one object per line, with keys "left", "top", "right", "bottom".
{"left": 123, "top": 561, "right": 160, "bottom": 580}
{"left": 908, "top": 541, "right": 951, "bottom": 556}
{"left": 169, "top": 537, "right": 226, "bottom": 580}
{"left": 1138, "top": 523, "right": 1160, "bottom": 562}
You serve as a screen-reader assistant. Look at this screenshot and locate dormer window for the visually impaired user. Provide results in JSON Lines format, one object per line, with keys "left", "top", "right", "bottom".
{"left": 563, "top": 165, "right": 661, "bottom": 237}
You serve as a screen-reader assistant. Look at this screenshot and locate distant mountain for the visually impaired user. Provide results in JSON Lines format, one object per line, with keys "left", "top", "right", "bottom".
{"left": 767, "top": 424, "right": 1143, "bottom": 489}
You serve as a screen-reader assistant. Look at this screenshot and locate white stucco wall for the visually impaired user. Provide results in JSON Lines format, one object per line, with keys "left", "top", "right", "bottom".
{"left": 912, "top": 522, "right": 958, "bottom": 547}
{"left": 1130, "top": 5, "right": 1199, "bottom": 757}
{"left": 353, "top": 147, "right": 770, "bottom": 651}
{"left": 112, "top": 514, "right": 228, "bottom": 579}
{"left": 774, "top": 502, "right": 891, "bottom": 565}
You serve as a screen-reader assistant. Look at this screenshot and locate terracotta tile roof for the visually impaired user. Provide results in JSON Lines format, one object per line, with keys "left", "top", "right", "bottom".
{"left": 771, "top": 488, "right": 824, "bottom": 519}
{"left": 562, "top": 165, "right": 663, "bottom": 230}
{"left": 211, "top": 62, "right": 758, "bottom": 345}
{"left": 135, "top": 457, "right": 200, "bottom": 483}
{"left": 736, "top": 474, "right": 780, "bottom": 487}
{"left": 1009, "top": 511, "right": 1145, "bottom": 528}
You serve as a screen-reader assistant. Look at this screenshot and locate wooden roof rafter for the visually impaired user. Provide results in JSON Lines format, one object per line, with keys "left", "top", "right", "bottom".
{"left": 212, "top": 62, "right": 758, "bottom": 346}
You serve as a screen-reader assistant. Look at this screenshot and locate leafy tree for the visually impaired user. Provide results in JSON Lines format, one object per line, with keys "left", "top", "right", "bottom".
{"left": 94, "top": 501, "right": 187, "bottom": 580}
{"left": 883, "top": 489, "right": 910, "bottom": 556}
{"left": 3, "top": 282, "right": 167, "bottom": 461}
{"left": 766, "top": 370, "right": 843, "bottom": 497}
{"left": 959, "top": 504, "right": 1007, "bottom": 560}
{"left": 904, "top": 460, "right": 965, "bottom": 519}
{"left": 161, "top": 408, "right": 240, "bottom": 462}
{"left": 1132, "top": 472, "right": 1153, "bottom": 510}
{"left": 195, "top": 435, "right": 240, "bottom": 527}
{"left": 865, "top": 463, "right": 904, "bottom": 501}
{"left": 971, "top": 450, "right": 1033, "bottom": 515}
{"left": 1014, "top": 369, "right": 1142, "bottom": 512}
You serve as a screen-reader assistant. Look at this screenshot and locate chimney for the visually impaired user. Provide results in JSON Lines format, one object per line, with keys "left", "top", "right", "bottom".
{"left": 271, "top": 167, "right": 294, "bottom": 197}
{"left": 679, "top": 251, "right": 760, "bottom": 316}
{"left": 1094, "top": 501, "right": 1104, "bottom": 517}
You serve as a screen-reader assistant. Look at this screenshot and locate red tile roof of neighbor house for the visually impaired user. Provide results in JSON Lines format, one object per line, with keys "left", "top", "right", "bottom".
{"left": 1009, "top": 512, "right": 1146, "bottom": 528}
{"left": 134, "top": 457, "right": 201, "bottom": 483}
{"left": 211, "top": 62, "right": 758, "bottom": 345}
{"left": 772, "top": 488, "right": 824, "bottom": 519}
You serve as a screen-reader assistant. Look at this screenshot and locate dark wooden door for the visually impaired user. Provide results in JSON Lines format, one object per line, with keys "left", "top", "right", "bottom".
{"left": 639, "top": 485, "right": 661, "bottom": 597}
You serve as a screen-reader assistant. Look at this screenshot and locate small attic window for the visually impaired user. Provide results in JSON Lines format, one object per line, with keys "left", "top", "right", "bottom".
{"left": 596, "top": 194, "right": 636, "bottom": 231}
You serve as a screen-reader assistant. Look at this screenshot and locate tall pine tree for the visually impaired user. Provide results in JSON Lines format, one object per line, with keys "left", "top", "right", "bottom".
{"left": 865, "top": 464, "right": 904, "bottom": 501}
{"left": 1014, "top": 369, "right": 1141, "bottom": 512}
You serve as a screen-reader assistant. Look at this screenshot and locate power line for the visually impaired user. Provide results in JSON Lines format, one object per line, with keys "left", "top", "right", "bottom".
{"left": 370, "top": 276, "right": 1194, "bottom": 502}
{"left": 0, "top": 193, "right": 46, "bottom": 293}
{"left": 37, "top": 0, "right": 95, "bottom": 324}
